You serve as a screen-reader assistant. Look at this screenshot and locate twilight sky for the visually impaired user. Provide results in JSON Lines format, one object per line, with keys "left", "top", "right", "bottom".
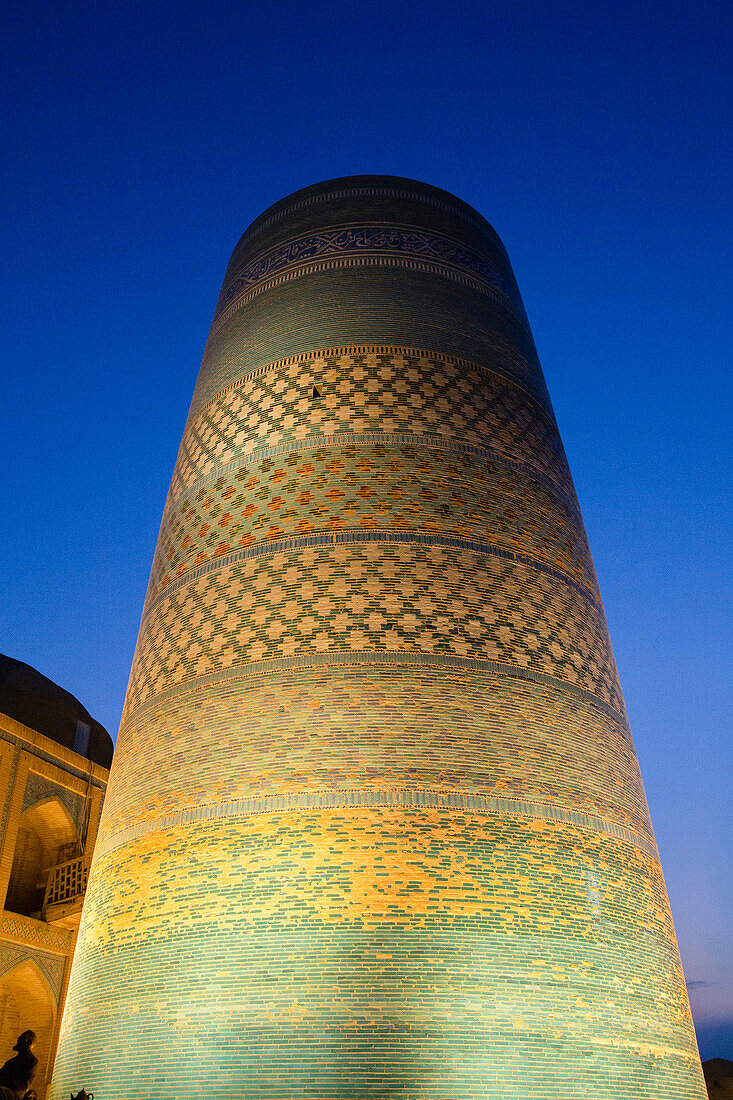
{"left": 1, "top": 0, "right": 731, "bottom": 1061}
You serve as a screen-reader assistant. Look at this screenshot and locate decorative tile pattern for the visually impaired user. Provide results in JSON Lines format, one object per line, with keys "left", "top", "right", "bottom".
{"left": 103, "top": 665, "right": 645, "bottom": 845}
{"left": 94, "top": 788, "right": 659, "bottom": 863}
{"left": 172, "top": 348, "right": 568, "bottom": 503}
{"left": 64, "top": 812, "right": 703, "bottom": 1099}
{"left": 152, "top": 440, "right": 593, "bottom": 607}
{"left": 34, "top": 949, "right": 65, "bottom": 1002}
{"left": 53, "top": 180, "right": 705, "bottom": 1100}
{"left": 0, "top": 911, "right": 72, "bottom": 952}
{"left": 213, "top": 225, "right": 524, "bottom": 325}
{"left": 22, "top": 771, "right": 85, "bottom": 831}
{"left": 0, "top": 944, "right": 64, "bottom": 1004}
{"left": 126, "top": 543, "right": 620, "bottom": 718}
{"left": 0, "top": 943, "right": 29, "bottom": 977}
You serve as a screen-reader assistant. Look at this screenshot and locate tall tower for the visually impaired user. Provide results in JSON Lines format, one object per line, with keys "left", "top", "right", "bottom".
{"left": 52, "top": 177, "right": 705, "bottom": 1099}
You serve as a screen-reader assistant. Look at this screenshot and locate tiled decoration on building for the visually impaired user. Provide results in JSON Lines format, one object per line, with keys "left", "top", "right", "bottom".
{"left": 53, "top": 177, "right": 706, "bottom": 1099}
{"left": 22, "top": 771, "right": 86, "bottom": 833}
{"left": 101, "top": 667, "right": 649, "bottom": 846}
{"left": 69, "top": 810, "right": 699, "bottom": 1099}
{"left": 0, "top": 912, "right": 72, "bottom": 953}
{"left": 0, "top": 943, "right": 32, "bottom": 980}
{"left": 192, "top": 283, "right": 551, "bottom": 414}
{"left": 213, "top": 225, "right": 525, "bottom": 323}
{"left": 33, "top": 949, "right": 66, "bottom": 1003}
{"left": 177, "top": 348, "right": 559, "bottom": 491}
{"left": 127, "top": 543, "right": 620, "bottom": 718}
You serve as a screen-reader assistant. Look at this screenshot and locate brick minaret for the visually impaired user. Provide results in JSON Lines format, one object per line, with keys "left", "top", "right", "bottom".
{"left": 52, "top": 177, "right": 706, "bottom": 1099}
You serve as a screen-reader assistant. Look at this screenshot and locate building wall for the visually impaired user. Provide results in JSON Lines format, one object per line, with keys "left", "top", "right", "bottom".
{"left": 0, "top": 710, "right": 107, "bottom": 1098}
{"left": 53, "top": 177, "right": 705, "bottom": 1098}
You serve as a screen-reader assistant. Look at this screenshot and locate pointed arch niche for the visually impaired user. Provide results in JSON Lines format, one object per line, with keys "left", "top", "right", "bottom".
{"left": 0, "top": 958, "right": 55, "bottom": 1094}
{"left": 5, "top": 798, "right": 80, "bottom": 918}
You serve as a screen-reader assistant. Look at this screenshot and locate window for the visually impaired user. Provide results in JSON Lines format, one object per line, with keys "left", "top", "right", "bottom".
{"left": 73, "top": 720, "right": 91, "bottom": 757}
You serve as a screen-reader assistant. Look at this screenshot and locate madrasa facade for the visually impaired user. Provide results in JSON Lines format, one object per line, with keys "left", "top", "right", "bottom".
{"left": 51, "top": 176, "right": 705, "bottom": 1099}
{"left": 0, "top": 653, "right": 112, "bottom": 1098}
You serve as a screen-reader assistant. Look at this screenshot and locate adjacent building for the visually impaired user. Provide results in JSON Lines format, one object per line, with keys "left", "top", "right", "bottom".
{"left": 0, "top": 653, "right": 112, "bottom": 1097}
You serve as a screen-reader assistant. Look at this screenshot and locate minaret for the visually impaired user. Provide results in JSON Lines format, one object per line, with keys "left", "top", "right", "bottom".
{"left": 52, "top": 177, "right": 706, "bottom": 1099}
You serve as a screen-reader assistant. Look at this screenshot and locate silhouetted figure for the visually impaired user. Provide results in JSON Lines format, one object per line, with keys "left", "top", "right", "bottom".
{"left": 0, "top": 1031, "right": 37, "bottom": 1098}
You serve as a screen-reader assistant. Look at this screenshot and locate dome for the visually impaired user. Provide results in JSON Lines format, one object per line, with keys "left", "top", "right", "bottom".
{"left": 0, "top": 653, "right": 113, "bottom": 768}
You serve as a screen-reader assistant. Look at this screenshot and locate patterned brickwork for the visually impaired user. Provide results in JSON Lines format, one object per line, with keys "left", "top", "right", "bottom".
{"left": 150, "top": 464, "right": 591, "bottom": 612}
{"left": 61, "top": 813, "right": 702, "bottom": 1098}
{"left": 127, "top": 543, "right": 620, "bottom": 717}
{"left": 233, "top": 180, "right": 496, "bottom": 255}
{"left": 212, "top": 224, "right": 527, "bottom": 330}
{"left": 53, "top": 177, "right": 705, "bottom": 1099}
{"left": 190, "top": 272, "right": 550, "bottom": 413}
{"left": 22, "top": 771, "right": 86, "bottom": 832}
{"left": 103, "top": 668, "right": 647, "bottom": 844}
{"left": 0, "top": 944, "right": 65, "bottom": 1005}
{"left": 0, "top": 911, "right": 72, "bottom": 954}
{"left": 172, "top": 349, "right": 565, "bottom": 502}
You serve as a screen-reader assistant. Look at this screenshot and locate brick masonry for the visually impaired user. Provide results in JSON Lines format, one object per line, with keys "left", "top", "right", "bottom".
{"left": 52, "top": 176, "right": 706, "bottom": 1098}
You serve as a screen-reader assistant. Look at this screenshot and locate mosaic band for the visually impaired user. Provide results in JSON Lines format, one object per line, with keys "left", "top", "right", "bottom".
{"left": 212, "top": 225, "right": 525, "bottom": 326}
{"left": 141, "top": 530, "right": 599, "bottom": 622}
{"left": 92, "top": 788, "right": 659, "bottom": 863}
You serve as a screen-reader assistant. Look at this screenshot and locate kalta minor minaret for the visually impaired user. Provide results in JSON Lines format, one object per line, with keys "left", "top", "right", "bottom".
{"left": 53, "top": 177, "right": 705, "bottom": 1100}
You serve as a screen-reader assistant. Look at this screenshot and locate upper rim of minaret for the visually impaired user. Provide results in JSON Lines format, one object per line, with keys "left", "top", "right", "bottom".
{"left": 207, "top": 174, "right": 538, "bottom": 411}
{"left": 234, "top": 174, "right": 507, "bottom": 255}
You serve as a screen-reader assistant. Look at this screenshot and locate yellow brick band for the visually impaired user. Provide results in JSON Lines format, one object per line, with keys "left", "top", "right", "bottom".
{"left": 61, "top": 810, "right": 701, "bottom": 1098}
{"left": 106, "top": 667, "right": 644, "bottom": 840}
{"left": 125, "top": 543, "right": 621, "bottom": 718}
{"left": 151, "top": 444, "right": 591, "bottom": 605}
{"left": 121, "top": 651, "right": 626, "bottom": 728}
{"left": 167, "top": 431, "right": 581, "bottom": 529}
{"left": 92, "top": 789, "right": 658, "bottom": 863}
{"left": 143, "top": 530, "right": 599, "bottom": 623}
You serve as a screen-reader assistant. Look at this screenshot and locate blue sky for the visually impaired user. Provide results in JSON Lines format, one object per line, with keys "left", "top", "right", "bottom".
{"left": 1, "top": 0, "right": 730, "bottom": 1061}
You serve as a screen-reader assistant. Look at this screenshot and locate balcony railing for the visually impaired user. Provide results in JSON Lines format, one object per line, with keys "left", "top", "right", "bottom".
{"left": 43, "top": 855, "right": 89, "bottom": 916}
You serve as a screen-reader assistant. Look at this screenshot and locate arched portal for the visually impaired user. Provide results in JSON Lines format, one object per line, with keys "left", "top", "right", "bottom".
{"left": 5, "top": 798, "right": 79, "bottom": 917}
{"left": 0, "top": 959, "right": 56, "bottom": 1096}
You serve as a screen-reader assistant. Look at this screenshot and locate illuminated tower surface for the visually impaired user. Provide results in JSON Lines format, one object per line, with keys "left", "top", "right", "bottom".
{"left": 53, "top": 177, "right": 705, "bottom": 1099}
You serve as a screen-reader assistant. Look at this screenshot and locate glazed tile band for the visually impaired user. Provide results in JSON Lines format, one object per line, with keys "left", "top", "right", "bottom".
{"left": 140, "top": 528, "right": 600, "bottom": 624}
{"left": 192, "top": 346, "right": 547, "bottom": 420}
{"left": 121, "top": 650, "right": 628, "bottom": 728}
{"left": 238, "top": 182, "right": 494, "bottom": 246}
{"left": 213, "top": 225, "right": 524, "bottom": 328}
{"left": 93, "top": 787, "right": 658, "bottom": 864}
{"left": 166, "top": 431, "right": 581, "bottom": 523}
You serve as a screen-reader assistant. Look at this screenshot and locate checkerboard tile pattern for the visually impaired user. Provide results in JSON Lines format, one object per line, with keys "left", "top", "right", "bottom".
{"left": 171, "top": 348, "right": 570, "bottom": 503}
{"left": 150, "top": 441, "right": 594, "bottom": 608}
{"left": 127, "top": 543, "right": 620, "bottom": 719}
